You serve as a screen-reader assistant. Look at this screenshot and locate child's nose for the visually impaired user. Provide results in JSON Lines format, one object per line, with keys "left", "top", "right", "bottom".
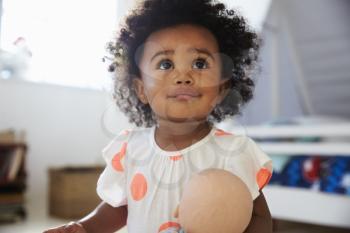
{"left": 175, "top": 78, "right": 193, "bottom": 85}
{"left": 173, "top": 71, "right": 194, "bottom": 85}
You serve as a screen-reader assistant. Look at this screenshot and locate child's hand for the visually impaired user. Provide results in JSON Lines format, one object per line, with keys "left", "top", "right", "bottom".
{"left": 43, "top": 222, "right": 87, "bottom": 233}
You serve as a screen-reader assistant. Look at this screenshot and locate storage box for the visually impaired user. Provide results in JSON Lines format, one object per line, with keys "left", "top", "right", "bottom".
{"left": 48, "top": 166, "right": 104, "bottom": 219}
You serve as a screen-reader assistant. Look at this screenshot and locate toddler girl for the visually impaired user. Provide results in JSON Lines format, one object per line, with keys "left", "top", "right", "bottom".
{"left": 44, "top": 0, "right": 273, "bottom": 232}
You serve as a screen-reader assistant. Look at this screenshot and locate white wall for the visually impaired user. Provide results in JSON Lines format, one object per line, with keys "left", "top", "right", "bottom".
{"left": 0, "top": 79, "right": 132, "bottom": 213}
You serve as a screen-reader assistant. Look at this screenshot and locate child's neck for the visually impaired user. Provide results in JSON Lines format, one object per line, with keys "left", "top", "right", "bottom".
{"left": 154, "top": 120, "right": 212, "bottom": 151}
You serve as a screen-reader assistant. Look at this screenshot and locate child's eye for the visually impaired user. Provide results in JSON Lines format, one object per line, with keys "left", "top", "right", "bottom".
{"left": 157, "top": 59, "right": 173, "bottom": 70}
{"left": 192, "top": 58, "right": 209, "bottom": 69}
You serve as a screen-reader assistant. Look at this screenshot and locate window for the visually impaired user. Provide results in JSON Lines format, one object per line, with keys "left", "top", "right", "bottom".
{"left": 0, "top": 0, "right": 119, "bottom": 89}
{"left": 0, "top": 0, "right": 270, "bottom": 89}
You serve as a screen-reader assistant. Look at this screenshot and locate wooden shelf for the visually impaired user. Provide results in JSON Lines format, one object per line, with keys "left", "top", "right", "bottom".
{"left": 0, "top": 142, "right": 27, "bottom": 221}
{"left": 264, "top": 186, "right": 350, "bottom": 228}
{"left": 0, "top": 142, "right": 27, "bottom": 150}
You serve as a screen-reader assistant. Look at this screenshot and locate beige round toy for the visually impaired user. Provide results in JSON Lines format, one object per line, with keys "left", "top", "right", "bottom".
{"left": 176, "top": 168, "right": 253, "bottom": 233}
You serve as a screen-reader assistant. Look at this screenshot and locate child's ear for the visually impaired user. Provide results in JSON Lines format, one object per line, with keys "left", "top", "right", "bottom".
{"left": 217, "top": 78, "right": 231, "bottom": 103}
{"left": 133, "top": 78, "right": 149, "bottom": 104}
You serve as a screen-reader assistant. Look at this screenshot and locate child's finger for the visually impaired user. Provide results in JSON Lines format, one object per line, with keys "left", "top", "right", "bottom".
{"left": 64, "top": 222, "right": 87, "bottom": 233}
{"left": 43, "top": 225, "right": 67, "bottom": 233}
{"left": 43, "top": 222, "right": 86, "bottom": 233}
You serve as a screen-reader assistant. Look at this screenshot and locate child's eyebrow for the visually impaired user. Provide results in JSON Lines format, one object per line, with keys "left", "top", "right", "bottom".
{"left": 150, "top": 50, "right": 174, "bottom": 62}
{"left": 150, "top": 48, "right": 215, "bottom": 62}
{"left": 187, "top": 48, "right": 215, "bottom": 61}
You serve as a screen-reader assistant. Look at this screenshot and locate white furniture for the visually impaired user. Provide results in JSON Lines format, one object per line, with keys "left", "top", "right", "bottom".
{"left": 239, "top": 123, "right": 350, "bottom": 229}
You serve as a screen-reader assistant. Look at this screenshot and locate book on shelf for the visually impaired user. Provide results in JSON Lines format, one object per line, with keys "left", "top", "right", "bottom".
{"left": 0, "top": 150, "right": 13, "bottom": 183}
{"left": 6, "top": 147, "right": 25, "bottom": 182}
{"left": 0, "top": 147, "right": 25, "bottom": 185}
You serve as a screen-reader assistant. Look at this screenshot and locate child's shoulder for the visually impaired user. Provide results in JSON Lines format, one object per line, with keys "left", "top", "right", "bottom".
{"left": 102, "top": 127, "right": 152, "bottom": 156}
{"left": 108, "top": 127, "right": 151, "bottom": 143}
{"left": 113, "top": 127, "right": 152, "bottom": 140}
{"left": 212, "top": 126, "right": 262, "bottom": 153}
{"left": 212, "top": 126, "right": 249, "bottom": 142}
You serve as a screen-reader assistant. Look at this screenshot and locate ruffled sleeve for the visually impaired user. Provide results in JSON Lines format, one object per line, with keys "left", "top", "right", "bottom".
{"left": 96, "top": 130, "right": 130, "bottom": 207}
{"left": 245, "top": 137, "right": 273, "bottom": 199}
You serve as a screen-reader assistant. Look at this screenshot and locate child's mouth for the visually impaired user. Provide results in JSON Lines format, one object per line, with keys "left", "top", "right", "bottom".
{"left": 174, "top": 94, "right": 198, "bottom": 101}
{"left": 168, "top": 87, "right": 201, "bottom": 101}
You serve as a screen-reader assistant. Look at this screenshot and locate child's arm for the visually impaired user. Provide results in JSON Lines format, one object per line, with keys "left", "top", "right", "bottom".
{"left": 78, "top": 202, "right": 127, "bottom": 232}
{"left": 243, "top": 192, "right": 272, "bottom": 233}
{"left": 43, "top": 202, "right": 127, "bottom": 233}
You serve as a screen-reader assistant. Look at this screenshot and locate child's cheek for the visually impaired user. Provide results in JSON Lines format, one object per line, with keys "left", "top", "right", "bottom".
{"left": 200, "top": 76, "right": 222, "bottom": 89}
{"left": 144, "top": 75, "right": 165, "bottom": 89}
{"left": 142, "top": 71, "right": 159, "bottom": 85}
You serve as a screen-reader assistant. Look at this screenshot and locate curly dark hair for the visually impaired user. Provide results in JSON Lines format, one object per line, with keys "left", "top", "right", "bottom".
{"left": 105, "top": 0, "right": 260, "bottom": 127}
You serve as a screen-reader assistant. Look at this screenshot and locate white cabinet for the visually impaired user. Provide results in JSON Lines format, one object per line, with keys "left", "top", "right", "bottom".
{"left": 239, "top": 123, "right": 350, "bottom": 228}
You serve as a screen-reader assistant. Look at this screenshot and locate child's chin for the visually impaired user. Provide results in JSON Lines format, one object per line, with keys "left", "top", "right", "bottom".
{"left": 164, "top": 115, "right": 206, "bottom": 123}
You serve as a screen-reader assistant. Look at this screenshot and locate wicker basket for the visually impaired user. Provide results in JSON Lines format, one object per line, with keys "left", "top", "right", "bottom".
{"left": 48, "top": 166, "right": 104, "bottom": 219}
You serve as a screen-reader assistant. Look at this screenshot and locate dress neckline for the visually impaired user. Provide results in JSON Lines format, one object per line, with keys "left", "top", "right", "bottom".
{"left": 149, "top": 125, "right": 216, "bottom": 157}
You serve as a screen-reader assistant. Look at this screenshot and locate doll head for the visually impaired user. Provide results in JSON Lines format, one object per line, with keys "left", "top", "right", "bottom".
{"left": 106, "top": 0, "right": 259, "bottom": 127}
{"left": 176, "top": 168, "right": 253, "bottom": 233}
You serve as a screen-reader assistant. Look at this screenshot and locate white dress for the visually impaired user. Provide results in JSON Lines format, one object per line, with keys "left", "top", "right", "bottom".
{"left": 97, "top": 125, "right": 272, "bottom": 233}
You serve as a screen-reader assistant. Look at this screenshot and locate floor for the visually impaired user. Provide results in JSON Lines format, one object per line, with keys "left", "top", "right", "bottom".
{"left": 0, "top": 200, "right": 126, "bottom": 233}
{"left": 272, "top": 220, "right": 350, "bottom": 233}
{"left": 0, "top": 202, "right": 349, "bottom": 233}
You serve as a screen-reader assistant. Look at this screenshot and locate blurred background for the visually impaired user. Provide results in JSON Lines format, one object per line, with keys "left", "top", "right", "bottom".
{"left": 0, "top": 0, "right": 349, "bottom": 232}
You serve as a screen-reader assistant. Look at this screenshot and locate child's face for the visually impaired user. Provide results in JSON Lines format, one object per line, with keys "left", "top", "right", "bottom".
{"left": 134, "top": 24, "right": 227, "bottom": 123}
